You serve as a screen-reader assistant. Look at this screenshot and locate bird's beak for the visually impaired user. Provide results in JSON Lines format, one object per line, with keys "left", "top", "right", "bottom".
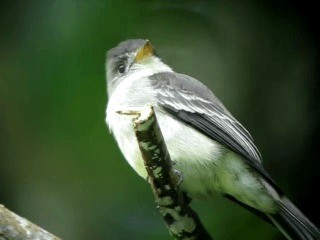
{"left": 135, "top": 41, "right": 153, "bottom": 63}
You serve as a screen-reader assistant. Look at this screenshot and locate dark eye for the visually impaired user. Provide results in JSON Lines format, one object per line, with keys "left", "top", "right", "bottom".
{"left": 117, "top": 63, "right": 125, "bottom": 73}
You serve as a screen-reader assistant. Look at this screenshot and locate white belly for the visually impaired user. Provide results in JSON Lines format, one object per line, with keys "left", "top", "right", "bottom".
{"left": 106, "top": 76, "right": 223, "bottom": 194}
{"left": 108, "top": 103, "right": 223, "bottom": 184}
{"left": 106, "top": 76, "right": 276, "bottom": 213}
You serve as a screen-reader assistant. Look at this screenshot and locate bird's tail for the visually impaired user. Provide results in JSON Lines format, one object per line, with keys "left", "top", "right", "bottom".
{"left": 267, "top": 197, "right": 320, "bottom": 240}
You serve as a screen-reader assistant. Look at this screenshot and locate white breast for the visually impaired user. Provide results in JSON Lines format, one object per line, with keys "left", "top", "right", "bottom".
{"left": 106, "top": 70, "right": 276, "bottom": 212}
{"left": 106, "top": 73, "right": 224, "bottom": 185}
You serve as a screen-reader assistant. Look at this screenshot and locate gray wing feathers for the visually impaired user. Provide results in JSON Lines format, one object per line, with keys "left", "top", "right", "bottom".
{"left": 150, "top": 72, "right": 282, "bottom": 193}
{"left": 150, "top": 72, "right": 262, "bottom": 163}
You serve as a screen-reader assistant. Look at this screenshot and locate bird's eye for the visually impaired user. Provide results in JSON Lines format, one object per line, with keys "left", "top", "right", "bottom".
{"left": 118, "top": 63, "right": 125, "bottom": 73}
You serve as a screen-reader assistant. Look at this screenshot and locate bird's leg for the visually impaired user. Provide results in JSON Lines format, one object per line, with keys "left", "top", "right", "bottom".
{"left": 116, "top": 107, "right": 145, "bottom": 116}
{"left": 116, "top": 104, "right": 153, "bottom": 117}
{"left": 173, "top": 169, "right": 183, "bottom": 188}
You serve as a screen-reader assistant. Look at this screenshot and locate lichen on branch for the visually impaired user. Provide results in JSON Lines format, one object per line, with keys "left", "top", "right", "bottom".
{"left": 131, "top": 104, "right": 212, "bottom": 240}
{"left": 0, "top": 204, "right": 61, "bottom": 240}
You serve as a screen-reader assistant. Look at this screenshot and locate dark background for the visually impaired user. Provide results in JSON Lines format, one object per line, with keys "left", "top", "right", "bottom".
{"left": 0, "top": 1, "right": 319, "bottom": 239}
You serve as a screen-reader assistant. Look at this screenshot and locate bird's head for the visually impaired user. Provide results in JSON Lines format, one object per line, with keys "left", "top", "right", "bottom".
{"left": 106, "top": 39, "right": 171, "bottom": 96}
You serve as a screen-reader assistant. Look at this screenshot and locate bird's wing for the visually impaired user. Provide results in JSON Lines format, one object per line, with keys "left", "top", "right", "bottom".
{"left": 150, "top": 72, "right": 281, "bottom": 192}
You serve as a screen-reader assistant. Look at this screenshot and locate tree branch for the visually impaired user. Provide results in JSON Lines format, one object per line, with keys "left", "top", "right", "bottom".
{"left": 131, "top": 105, "right": 213, "bottom": 240}
{"left": 0, "top": 204, "right": 61, "bottom": 240}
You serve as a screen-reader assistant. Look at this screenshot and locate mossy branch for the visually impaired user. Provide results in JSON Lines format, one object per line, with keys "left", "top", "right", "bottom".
{"left": 131, "top": 105, "right": 213, "bottom": 240}
{"left": 0, "top": 204, "right": 61, "bottom": 240}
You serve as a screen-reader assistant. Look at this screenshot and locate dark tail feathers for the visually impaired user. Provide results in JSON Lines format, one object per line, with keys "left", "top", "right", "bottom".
{"left": 268, "top": 197, "right": 320, "bottom": 240}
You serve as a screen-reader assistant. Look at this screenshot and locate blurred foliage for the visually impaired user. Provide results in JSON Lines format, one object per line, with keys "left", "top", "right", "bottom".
{"left": 0, "top": 1, "right": 319, "bottom": 240}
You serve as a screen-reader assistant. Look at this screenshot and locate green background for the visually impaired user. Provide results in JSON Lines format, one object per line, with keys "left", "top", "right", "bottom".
{"left": 0, "top": 1, "right": 319, "bottom": 239}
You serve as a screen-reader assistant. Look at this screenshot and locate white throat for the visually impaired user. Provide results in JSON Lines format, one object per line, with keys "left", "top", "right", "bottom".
{"left": 127, "top": 56, "right": 173, "bottom": 82}
{"left": 108, "top": 56, "right": 173, "bottom": 97}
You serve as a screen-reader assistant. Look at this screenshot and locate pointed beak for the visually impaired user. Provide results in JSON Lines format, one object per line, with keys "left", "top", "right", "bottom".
{"left": 135, "top": 40, "right": 153, "bottom": 63}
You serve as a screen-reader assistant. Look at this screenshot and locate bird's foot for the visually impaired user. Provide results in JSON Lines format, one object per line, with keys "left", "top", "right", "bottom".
{"left": 173, "top": 169, "right": 183, "bottom": 187}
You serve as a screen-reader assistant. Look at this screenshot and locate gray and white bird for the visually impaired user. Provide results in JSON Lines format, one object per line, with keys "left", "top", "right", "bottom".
{"left": 105, "top": 39, "right": 320, "bottom": 240}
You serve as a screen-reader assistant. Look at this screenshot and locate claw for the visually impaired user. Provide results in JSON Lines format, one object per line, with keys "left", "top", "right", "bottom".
{"left": 116, "top": 109, "right": 142, "bottom": 116}
{"left": 116, "top": 104, "right": 153, "bottom": 116}
{"left": 174, "top": 169, "right": 183, "bottom": 187}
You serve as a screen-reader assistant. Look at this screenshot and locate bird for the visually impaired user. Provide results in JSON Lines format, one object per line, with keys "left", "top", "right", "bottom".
{"left": 105, "top": 39, "right": 320, "bottom": 240}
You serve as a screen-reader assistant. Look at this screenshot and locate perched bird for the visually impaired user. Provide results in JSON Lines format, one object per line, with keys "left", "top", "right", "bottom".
{"left": 105, "top": 39, "right": 320, "bottom": 240}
